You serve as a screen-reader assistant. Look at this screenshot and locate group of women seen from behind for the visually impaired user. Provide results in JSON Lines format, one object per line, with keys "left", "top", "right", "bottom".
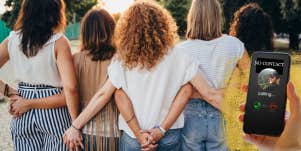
{"left": 0, "top": 0, "right": 283, "bottom": 151}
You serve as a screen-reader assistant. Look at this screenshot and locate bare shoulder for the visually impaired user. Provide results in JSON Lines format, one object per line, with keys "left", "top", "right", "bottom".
{"left": 55, "top": 36, "right": 70, "bottom": 49}
{"left": 54, "top": 36, "right": 72, "bottom": 57}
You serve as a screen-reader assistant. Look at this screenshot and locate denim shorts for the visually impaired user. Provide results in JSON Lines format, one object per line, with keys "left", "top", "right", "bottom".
{"left": 181, "top": 99, "right": 228, "bottom": 151}
{"left": 120, "top": 129, "right": 182, "bottom": 151}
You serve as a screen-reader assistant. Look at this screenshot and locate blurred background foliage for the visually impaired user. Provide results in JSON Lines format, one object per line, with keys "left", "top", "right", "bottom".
{"left": 1, "top": 0, "right": 300, "bottom": 50}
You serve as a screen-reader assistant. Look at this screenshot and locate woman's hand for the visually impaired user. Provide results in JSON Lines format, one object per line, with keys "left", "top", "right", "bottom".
{"left": 63, "top": 127, "right": 84, "bottom": 150}
{"left": 10, "top": 96, "right": 31, "bottom": 117}
{"left": 239, "top": 104, "right": 279, "bottom": 151}
{"left": 141, "top": 128, "right": 164, "bottom": 143}
{"left": 239, "top": 82, "right": 301, "bottom": 151}
{"left": 137, "top": 131, "right": 158, "bottom": 151}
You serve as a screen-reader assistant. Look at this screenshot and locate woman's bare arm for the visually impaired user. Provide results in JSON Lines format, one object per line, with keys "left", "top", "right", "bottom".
{"left": 71, "top": 80, "right": 116, "bottom": 129}
{"left": 160, "top": 84, "right": 192, "bottom": 131}
{"left": 115, "top": 89, "right": 142, "bottom": 138}
{"left": 114, "top": 89, "right": 156, "bottom": 149}
{"left": 189, "top": 72, "right": 224, "bottom": 112}
{"left": 0, "top": 39, "right": 9, "bottom": 69}
{"left": 63, "top": 80, "right": 116, "bottom": 150}
{"left": 55, "top": 37, "right": 80, "bottom": 121}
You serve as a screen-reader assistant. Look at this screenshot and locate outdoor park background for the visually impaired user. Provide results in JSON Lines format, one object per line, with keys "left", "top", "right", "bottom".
{"left": 0, "top": 0, "right": 300, "bottom": 150}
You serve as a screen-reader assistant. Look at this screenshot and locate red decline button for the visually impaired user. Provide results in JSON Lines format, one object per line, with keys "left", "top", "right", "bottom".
{"left": 269, "top": 103, "right": 278, "bottom": 111}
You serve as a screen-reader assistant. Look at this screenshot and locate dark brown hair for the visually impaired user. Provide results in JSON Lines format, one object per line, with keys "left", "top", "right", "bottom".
{"left": 230, "top": 3, "right": 274, "bottom": 54}
{"left": 80, "top": 9, "right": 116, "bottom": 61}
{"left": 14, "top": 0, "right": 66, "bottom": 57}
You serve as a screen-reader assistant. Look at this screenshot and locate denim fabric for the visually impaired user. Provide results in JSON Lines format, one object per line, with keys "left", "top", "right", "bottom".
{"left": 83, "top": 134, "right": 119, "bottom": 151}
{"left": 120, "top": 129, "right": 182, "bottom": 151}
{"left": 182, "top": 99, "right": 228, "bottom": 151}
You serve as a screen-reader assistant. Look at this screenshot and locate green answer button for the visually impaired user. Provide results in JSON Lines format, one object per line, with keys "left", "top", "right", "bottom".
{"left": 253, "top": 101, "right": 262, "bottom": 110}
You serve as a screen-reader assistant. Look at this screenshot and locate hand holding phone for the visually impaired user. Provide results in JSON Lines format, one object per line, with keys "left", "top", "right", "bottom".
{"left": 243, "top": 52, "right": 291, "bottom": 136}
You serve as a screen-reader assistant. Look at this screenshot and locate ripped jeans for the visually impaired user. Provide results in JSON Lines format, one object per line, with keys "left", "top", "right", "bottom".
{"left": 181, "top": 99, "right": 228, "bottom": 151}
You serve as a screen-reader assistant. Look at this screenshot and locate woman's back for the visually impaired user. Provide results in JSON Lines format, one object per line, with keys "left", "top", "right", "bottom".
{"left": 108, "top": 48, "right": 198, "bottom": 138}
{"left": 74, "top": 51, "right": 110, "bottom": 105}
{"left": 177, "top": 35, "right": 244, "bottom": 89}
{"left": 8, "top": 31, "right": 63, "bottom": 87}
{"left": 74, "top": 51, "right": 119, "bottom": 137}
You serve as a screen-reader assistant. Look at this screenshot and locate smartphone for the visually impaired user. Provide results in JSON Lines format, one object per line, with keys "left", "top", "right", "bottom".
{"left": 243, "top": 52, "right": 291, "bottom": 136}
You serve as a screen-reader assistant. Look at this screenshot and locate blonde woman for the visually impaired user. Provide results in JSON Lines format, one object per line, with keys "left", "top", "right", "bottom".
{"left": 63, "top": 0, "right": 224, "bottom": 150}
{"left": 177, "top": 0, "right": 250, "bottom": 150}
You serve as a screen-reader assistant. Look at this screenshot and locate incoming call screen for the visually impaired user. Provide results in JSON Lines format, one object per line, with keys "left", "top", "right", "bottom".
{"left": 252, "top": 58, "right": 285, "bottom": 112}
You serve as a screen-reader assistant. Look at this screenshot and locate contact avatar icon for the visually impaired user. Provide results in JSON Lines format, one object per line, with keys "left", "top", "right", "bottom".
{"left": 258, "top": 68, "right": 280, "bottom": 90}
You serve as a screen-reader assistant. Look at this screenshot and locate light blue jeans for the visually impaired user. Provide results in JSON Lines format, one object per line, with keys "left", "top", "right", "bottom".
{"left": 182, "top": 99, "right": 228, "bottom": 151}
{"left": 120, "top": 129, "right": 182, "bottom": 151}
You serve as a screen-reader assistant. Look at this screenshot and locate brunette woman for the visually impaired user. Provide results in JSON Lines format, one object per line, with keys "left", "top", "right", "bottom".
{"left": 0, "top": 0, "right": 80, "bottom": 150}
{"left": 230, "top": 3, "right": 274, "bottom": 54}
{"left": 73, "top": 9, "right": 120, "bottom": 150}
{"left": 178, "top": 0, "right": 250, "bottom": 150}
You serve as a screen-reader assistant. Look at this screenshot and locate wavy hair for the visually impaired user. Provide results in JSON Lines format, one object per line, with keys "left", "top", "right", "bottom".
{"left": 229, "top": 3, "right": 274, "bottom": 54}
{"left": 114, "top": 0, "right": 179, "bottom": 70}
{"left": 80, "top": 9, "right": 116, "bottom": 61}
{"left": 14, "top": 0, "right": 66, "bottom": 57}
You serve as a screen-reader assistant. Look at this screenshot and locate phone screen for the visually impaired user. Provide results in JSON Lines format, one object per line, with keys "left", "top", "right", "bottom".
{"left": 244, "top": 52, "right": 290, "bottom": 136}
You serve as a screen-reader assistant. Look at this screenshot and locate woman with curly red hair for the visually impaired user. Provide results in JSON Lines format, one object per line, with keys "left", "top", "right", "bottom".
{"left": 64, "top": 0, "right": 223, "bottom": 150}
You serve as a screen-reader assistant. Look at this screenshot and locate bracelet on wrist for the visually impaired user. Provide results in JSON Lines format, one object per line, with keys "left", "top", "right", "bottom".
{"left": 154, "top": 125, "right": 166, "bottom": 135}
{"left": 126, "top": 114, "right": 135, "bottom": 124}
{"left": 71, "top": 124, "right": 81, "bottom": 131}
{"left": 4, "top": 84, "right": 9, "bottom": 97}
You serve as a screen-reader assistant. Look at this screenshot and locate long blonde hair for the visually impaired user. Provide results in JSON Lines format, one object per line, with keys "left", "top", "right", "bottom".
{"left": 186, "top": 0, "right": 224, "bottom": 40}
{"left": 114, "top": 0, "right": 179, "bottom": 70}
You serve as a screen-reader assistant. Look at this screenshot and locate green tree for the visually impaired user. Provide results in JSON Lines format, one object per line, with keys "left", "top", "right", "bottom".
{"left": 280, "top": 0, "right": 301, "bottom": 50}
{"left": 1, "top": 0, "right": 22, "bottom": 28}
{"left": 65, "top": 0, "right": 98, "bottom": 23}
{"left": 157, "top": 0, "right": 191, "bottom": 36}
{"left": 1, "top": 0, "right": 97, "bottom": 29}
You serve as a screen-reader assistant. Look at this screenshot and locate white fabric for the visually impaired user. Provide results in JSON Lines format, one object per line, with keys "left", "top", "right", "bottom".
{"left": 108, "top": 48, "right": 198, "bottom": 138}
{"left": 177, "top": 34, "right": 245, "bottom": 89}
{"left": 7, "top": 31, "right": 63, "bottom": 87}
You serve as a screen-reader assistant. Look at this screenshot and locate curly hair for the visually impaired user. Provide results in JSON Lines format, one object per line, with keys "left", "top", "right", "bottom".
{"left": 229, "top": 3, "right": 274, "bottom": 54}
{"left": 114, "top": 0, "right": 179, "bottom": 70}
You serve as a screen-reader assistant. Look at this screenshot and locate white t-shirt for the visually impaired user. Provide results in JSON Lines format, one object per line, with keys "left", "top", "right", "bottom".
{"left": 108, "top": 48, "right": 198, "bottom": 138}
{"left": 176, "top": 35, "right": 245, "bottom": 89}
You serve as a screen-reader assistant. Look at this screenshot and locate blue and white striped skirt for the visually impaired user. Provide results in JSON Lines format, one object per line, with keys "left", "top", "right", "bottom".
{"left": 10, "top": 83, "right": 71, "bottom": 151}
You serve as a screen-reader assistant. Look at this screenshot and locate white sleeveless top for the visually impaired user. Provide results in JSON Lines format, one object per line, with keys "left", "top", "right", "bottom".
{"left": 7, "top": 31, "right": 63, "bottom": 87}
{"left": 176, "top": 35, "right": 245, "bottom": 89}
